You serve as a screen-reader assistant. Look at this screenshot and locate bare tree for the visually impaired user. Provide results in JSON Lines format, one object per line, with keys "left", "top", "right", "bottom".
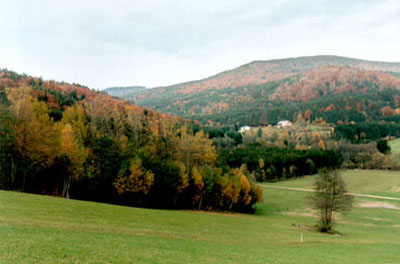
{"left": 309, "top": 168, "right": 353, "bottom": 232}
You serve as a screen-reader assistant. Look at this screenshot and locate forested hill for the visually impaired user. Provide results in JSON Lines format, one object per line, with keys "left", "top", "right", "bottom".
{"left": 134, "top": 55, "right": 400, "bottom": 100}
{"left": 0, "top": 68, "right": 263, "bottom": 212}
{"left": 110, "top": 55, "right": 400, "bottom": 126}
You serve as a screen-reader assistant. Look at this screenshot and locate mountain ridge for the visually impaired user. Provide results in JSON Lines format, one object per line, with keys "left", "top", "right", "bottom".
{"left": 103, "top": 55, "right": 400, "bottom": 127}
{"left": 103, "top": 86, "right": 147, "bottom": 97}
{"left": 104, "top": 55, "right": 400, "bottom": 94}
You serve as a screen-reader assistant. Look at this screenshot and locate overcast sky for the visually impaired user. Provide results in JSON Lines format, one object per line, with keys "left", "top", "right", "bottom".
{"left": 1, "top": 0, "right": 400, "bottom": 89}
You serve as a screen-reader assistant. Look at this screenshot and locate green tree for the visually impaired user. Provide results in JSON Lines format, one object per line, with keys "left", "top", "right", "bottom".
{"left": 257, "top": 128, "right": 263, "bottom": 138}
{"left": 376, "top": 139, "right": 391, "bottom": 154}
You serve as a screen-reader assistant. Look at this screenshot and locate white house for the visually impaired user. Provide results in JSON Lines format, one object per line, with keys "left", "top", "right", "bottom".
{"left": 276, "top": 120, "right": 292, "bottom": 128}
{"left": 238, "top": 126, "right": 251, "bottom": 133}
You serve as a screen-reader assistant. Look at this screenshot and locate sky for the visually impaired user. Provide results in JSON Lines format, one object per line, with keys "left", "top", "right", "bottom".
{"left": 1, "top": 0, "right": 400, "bottom": 90}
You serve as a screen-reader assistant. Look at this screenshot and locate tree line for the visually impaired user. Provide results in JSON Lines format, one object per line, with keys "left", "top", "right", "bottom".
{"left": 218, "top": 145, "right": 341, "bottom": 182}
{"left": 0, "top": 73, "right": 262, "bottom": 213}
{"left": 335, "top": 123, "right": 400, "bottom": 143}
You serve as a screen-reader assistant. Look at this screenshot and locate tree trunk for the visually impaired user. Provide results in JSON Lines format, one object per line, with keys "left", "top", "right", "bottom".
{"left": 229, "top": 200, "right": 234, "bottom": 210}
{"left": 198, "top": 195, "right": 203, "bottom": 210}
{"left": 22, "top": 169, "right": 26, "bottom": 192}
{"left": 62, "top": 174, "right": 72, "bottom": 199}
{"left": 10, "top": 157, "right": 17, "bottom": 186}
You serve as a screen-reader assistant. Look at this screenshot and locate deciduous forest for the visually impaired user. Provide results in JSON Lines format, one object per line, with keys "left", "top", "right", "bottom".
{"left": 0, "top": 69, "right": 263, "bottom": 212}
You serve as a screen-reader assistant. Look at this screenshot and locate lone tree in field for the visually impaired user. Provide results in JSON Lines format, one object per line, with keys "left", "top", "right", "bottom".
{"left": 309, "top": 168, "right": 353, "bottom": 232}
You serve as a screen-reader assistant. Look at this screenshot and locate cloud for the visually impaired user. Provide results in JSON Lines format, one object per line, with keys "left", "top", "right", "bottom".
{"left": 0, "top": 0, "right": 399, "bottom": 89}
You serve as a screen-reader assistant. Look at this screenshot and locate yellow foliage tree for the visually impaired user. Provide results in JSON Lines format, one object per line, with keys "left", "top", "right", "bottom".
{"left": 318, "top": 139, "right": 326, "bottom": 150}
{"left": 258, "top": 158, "right": 265, "bottom": 170}
{"left": 278, "top": 130, "right": 289, "bottom": 147}
{"left": 114, "top": 159, "right": 154, "bottom": 205}
{"left": 61, "top": 104, "right": 89, "bottom": 144}
{"left": 231, "top": 164, "right": 253, "bottom": 207}
{"left": 311, "top": 131, "right": 321, "bottom": 141}
{"left": 6, "top": 86, "right": 57, "bottom": 189}
{"left": 60, "top": 123, "right": 86, "bottom": 198}
{"left": 175, "top": 126, "right": 217, "bottom": 169}
{"left": 220, "top": 174, "right": 240, "bottom": 210}
{"left": 176, "top": 161, "right": 189, "bottom": 193}
{"left": 191, "top": 166, "right": 204, "bottom": 208}
{"left": 240, "top": 174, "right": 252, "bottom": 206}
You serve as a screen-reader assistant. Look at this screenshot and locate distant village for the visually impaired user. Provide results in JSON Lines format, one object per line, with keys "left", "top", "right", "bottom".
{"left": 238, "top": 120, "right": 292, "bottom": 133}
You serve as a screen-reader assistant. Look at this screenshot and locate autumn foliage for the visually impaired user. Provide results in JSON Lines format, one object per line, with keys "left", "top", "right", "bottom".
{"left": 269, "top": 66, "right": 400, "bottom": 102}
{"left": 114, "top": 57, "right": 400, "bottom": 128}
{"left": 0, "top": 69, "right": 261, "bottom": 212}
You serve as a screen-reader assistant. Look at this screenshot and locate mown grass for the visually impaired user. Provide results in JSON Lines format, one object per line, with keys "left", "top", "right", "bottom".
{"left": 1, "top": 170, "right": 400, "bottom": 263}
{"left": 263, "top": 170, "right": 400, "bottom": 198}
{"left": 389, "top": 138, "right": 400, "bottom": 165}
{"left": 389, "top": 138, "right": 400, "bottom": 154}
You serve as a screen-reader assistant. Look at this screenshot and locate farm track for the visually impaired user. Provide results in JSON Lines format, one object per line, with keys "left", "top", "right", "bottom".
{"left": 260, "top": 185, "right": 400, "bottom": 201}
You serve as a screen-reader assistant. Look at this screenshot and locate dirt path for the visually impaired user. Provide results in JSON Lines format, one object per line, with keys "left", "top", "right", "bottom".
{"left": 261, "top": 185, "right": 400, "bottom": 201}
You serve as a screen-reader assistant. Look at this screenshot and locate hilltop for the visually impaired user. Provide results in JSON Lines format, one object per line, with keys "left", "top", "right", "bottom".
{"left": 103, "top": 86, "right": 147, "bottom": 97}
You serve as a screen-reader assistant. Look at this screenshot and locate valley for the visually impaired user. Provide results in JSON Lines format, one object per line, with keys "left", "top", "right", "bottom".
{"left": 4, "top": 1, "right": 400, "bottom": 263}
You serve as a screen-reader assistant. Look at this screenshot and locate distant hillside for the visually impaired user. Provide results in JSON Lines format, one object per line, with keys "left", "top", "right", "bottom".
{"left": 269, "top": 66, "right": 400, "bottom": 102}
{"left": 130, "top": 55, "right": 400, "bottom": 99}
{"left": 116, "top": 55, "right": 400, "bottom": 126}
{"left": 103, "top": 86, "right": 147, "bottom": 97}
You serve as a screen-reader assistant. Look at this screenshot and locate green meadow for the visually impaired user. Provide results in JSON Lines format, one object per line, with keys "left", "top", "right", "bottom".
{"left": 1, "top": 170, "right": 399, "bottom": 264}
{"left": 389, "top": 138, "right": 400, "bottom": 165}
{"left": 262, "top": 170, "right": 400, "bottom": 198}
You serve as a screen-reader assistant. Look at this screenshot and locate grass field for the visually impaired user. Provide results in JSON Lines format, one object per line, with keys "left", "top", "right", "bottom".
{"left": 389, "top": 138, "right": 400, "bottom": 165}
{"left": 1, "top": 170, "right": 400, "bottom": 263}
{"left": 262, "top": 170, "right": 400, "bottom": 198}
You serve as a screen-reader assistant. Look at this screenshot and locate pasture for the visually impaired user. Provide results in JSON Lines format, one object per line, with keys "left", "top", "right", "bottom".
{"left": 389, "top": 138, "right": 400, "bottom": 165}
{"left": 0, "top": 170, "right": 399, "bottom": 263}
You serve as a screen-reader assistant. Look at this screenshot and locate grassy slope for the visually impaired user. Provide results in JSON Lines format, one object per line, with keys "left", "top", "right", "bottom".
{"left": 262, "top": 170, "right": 400, "bottom": 198}
{"left": 1, "top": 170, "right": 400, "bottom": 264}
{"left": 389, "top": 138, "right": 400, "bottom": 165}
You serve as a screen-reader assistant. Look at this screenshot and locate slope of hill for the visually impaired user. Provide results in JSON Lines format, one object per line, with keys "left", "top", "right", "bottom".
{"left": 112, "top": 56, "right": 400, "bottom": 126}
{"left": 0, "top": 68, "right": 261, "bottom": 212}
{"left": 103, "top": 86, "right": 147, "bottom": 97}
{"left": 132, "top": 55, "right": 400, "bottom": 101}
{"left": 269, "top": 66, "right": 400, "bottom": 102}
{"left": 389, "top": 138, "right": 400, "bottom": 165}
{"left": 117, "top": 56, "right": 400, "bottom": 126}
{"left": 1, "top": 170, "right": 400, "bottom": 263}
